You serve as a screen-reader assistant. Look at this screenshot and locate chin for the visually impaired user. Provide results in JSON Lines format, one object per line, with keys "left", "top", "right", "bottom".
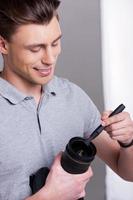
{"left": 35, "top": 76, "right": 53, "bottom": 85}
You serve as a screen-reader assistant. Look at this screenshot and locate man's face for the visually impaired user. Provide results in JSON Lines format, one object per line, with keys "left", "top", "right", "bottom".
{"left": 3, "top": 16, "right": 62, "bottom": 86}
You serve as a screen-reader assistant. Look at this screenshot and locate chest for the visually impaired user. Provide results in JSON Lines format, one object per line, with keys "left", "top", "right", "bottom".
{"left": 0, "top": 98, "right": 85, "bottom": 173}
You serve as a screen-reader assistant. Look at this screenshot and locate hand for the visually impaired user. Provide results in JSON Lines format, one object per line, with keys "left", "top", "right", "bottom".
{"left": 43, "top": 152, "right": 93, "bottom": 200}
{"left": 101, "top": 110, "right": 133, "bottom": 144}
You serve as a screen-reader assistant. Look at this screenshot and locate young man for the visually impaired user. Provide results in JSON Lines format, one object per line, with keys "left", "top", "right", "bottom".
{"left": 0, "top": 0, "right": 133, "bottom": 199}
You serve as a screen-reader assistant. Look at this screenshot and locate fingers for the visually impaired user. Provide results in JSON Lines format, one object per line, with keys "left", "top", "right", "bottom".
{"left": 53, "top": 152, "right": 61, "bottom": 164}
{"left": 104, "top": 120, "right": 132, "bottom": 132}
{"left": 76, "top": 167, "right": 93, "bottom": 182}
{"left": 107, "top": 127, "right": 133, "bottom": 143}
{"left": 101, "top": 110, "right": 112, "bottom": 121}
{"left": 47, "top": 152, "right": 93, "bottom": 200}
{"left": 51, "top": 151, "right": 63, "bottom": 170}
{"left": 76, "top": 168, "right": 93, "bottom": 199}
{"left": 101, "top": 110, "right": 133, "bottom": 143}
{"left": 102, "top": 112, "right": 130, "bottom": 127}
{"left": 77, "top": 169, "right": 93, "bottom": 199}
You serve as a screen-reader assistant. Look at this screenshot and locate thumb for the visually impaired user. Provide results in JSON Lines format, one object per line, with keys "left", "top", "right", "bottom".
{"left": 52, "top": 151, "right": 63, "bottom": 166}
{"left": 101, "top": 110, "right": 112, "bottom": 121}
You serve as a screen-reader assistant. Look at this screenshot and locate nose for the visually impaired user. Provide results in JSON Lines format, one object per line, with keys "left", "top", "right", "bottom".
{"left": 41, "top": 47, "right": 55, "bottom": 65}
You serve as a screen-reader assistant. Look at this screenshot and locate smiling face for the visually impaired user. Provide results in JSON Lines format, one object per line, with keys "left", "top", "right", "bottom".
{"left": 1, "top": 16, "right": 62, "bottom": 88}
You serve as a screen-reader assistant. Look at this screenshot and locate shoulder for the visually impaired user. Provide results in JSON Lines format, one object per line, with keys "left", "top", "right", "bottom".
{"left": 56, "top": 77, "right": 101, "bottom": 136}
{"left": 51, "top": 76, "right": 91, "bottom": 99}
{"left": 52, "top": 76, "right": 99, "bottom": 114}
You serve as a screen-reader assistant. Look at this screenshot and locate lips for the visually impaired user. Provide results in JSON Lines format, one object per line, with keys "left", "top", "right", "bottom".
{"left": 33, "top": 67, "right": 52, "bottom": 77}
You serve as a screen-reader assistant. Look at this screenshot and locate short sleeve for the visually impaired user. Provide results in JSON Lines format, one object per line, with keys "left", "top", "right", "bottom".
{"left": 69, "top": 82, "right": 101, "bottom": 138}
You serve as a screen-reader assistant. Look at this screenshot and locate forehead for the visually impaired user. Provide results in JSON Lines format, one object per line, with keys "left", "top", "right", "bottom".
{"left": 11, "top": 16, "right": 61, "bottom": 45}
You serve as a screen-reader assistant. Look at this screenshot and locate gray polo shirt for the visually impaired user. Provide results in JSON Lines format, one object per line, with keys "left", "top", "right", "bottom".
{"left": 0, "top": 76, "right": 100, "bottom": 200}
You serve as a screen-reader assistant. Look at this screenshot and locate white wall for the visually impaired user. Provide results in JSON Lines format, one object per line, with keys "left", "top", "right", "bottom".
{"left": 101, "top": 0, "right": 133, "bottom": 199}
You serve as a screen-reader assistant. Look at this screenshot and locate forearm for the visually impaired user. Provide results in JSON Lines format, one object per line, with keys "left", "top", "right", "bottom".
{"left": 117, "top": 145, "right": 133, "bottom": 181}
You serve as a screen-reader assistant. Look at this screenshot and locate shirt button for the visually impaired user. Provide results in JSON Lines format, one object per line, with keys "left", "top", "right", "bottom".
{"left": 25, "top": 96, "right": 33, "bottom": 100}
{"left": 51, "top": 92, "right": 56, "bottom": 96}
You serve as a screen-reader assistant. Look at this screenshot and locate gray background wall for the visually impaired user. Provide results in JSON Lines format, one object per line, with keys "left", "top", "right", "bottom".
{"left": 0, "top": 0, "right": 105, "bottom": 199}
{"left": 57, "top": 0, "right": 105, "bottom": 199}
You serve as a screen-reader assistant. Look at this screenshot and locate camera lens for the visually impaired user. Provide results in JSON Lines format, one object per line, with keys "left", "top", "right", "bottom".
{"left": 67, "top": 137, "right": 96, "bottom": 162}
{"left": 61, "top": 137, "right": 97, "bottom": 174}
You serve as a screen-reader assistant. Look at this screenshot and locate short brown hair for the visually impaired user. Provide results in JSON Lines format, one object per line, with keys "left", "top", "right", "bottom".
{"left": 0, "top": 0, "right": 60, "bottom": 42}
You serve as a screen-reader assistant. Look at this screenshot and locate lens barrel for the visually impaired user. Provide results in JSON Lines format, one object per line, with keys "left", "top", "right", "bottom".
{"left": 61, "top": 137, "right": 97, "bottom": 200}
{"left": 61, "top": 137, "right": 96, "bottom": 174}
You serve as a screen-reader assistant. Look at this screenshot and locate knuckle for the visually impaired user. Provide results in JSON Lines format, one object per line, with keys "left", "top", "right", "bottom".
{"left": 110, "top": 124, "right": 115, "bottom": 130}
{"left": 89, "top": 168, "right": 93, "bottom": 177}
{"left": 124, "top": 111, "right": 130, "bottom": 117}
{"left": 78, "top": 190, "right": 86, "bottom": 198}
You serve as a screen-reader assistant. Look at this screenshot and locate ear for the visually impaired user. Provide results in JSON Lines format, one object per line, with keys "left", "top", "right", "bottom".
{"left": 0, "top": 36, "right": 9, "bottom": 54}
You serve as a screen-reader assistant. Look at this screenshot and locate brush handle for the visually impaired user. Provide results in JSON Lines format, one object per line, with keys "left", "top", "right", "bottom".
{"left": 88, "top": 104, "right": 125, "bottom": 142}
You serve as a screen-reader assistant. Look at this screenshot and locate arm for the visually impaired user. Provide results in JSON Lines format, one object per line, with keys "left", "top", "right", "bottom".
{"left": 93, "top": 111, "right": 133, "bottom": 181}
{"left": 26, "top": 153, "right": 93, "bottom": 200}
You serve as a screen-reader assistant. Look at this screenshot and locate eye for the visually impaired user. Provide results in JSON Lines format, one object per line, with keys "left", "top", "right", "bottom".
{"left": 30, "top": 47, "right": 41, "bottom": 53}
{"left": 52, "top": 42, "right": 59, "bottom": 47}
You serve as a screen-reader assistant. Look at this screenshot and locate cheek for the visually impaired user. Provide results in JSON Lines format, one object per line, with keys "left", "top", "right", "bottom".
{"left": 22, "top": 51, "right": 39, "bottom": 62}
{"left": 54, "top": 46, "right": 61, "bottom": 58}
{"left": 17, "top": 51, "right": 42, "bottom": 67}
{"left": 58, "top": 46, "right": 61, "bottom": 55}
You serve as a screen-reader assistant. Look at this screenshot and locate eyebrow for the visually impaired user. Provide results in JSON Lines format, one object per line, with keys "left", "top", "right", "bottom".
{"left": 53, "top": 34, "right": 62, "bottom": 44}
{"left": 25, "top": 34, "right": 62, "bottom": 49}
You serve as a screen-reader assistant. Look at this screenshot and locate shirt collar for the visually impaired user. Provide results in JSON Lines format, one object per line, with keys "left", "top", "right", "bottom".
{"left": 0, "top": 77, "right": 27, "bottom": 104}
{"left": 43, "top": 76, "right": 69, "bottom": 96}
{"left": 0, "top": 76, "right": 58, "bottom": 104}
{"left": 43, "top": 76, "right": 58, "bottom": 96}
